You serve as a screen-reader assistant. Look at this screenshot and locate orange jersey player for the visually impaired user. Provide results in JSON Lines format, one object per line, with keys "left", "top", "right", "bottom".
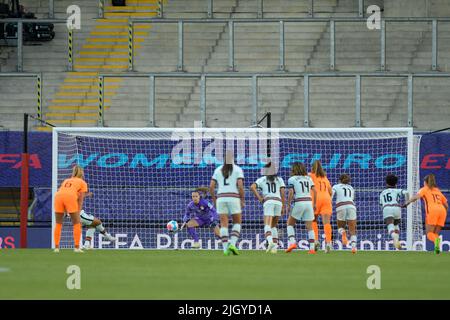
{"left": 53, "top": 165, "right": 89, "bottom": 253}
{"left": 403, "top": 174, "right": 448, "bottom": 254}
{"left": 309, "top": 160, "right": 333, "bottom": 253}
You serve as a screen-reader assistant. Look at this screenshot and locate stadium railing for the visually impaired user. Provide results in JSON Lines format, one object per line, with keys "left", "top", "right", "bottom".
{"left": 97, "top": 71, "right": 450, "bottom": 128}
{"left": 98, "top": 0, "right": 367, "bottom": 20}
{"left": 0, "top": 73, "right": 43, "bottom": 121}
{"left": 128, "top": 17, "right": 450, "bottom": 73}
{"left": 0, "top": 18, "right": 72, "bottom": 72}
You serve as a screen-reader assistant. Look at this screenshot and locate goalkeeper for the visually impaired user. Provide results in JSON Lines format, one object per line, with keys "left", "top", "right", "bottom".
{"left": 182, "top": 188, "right": 220, "bottom": 249}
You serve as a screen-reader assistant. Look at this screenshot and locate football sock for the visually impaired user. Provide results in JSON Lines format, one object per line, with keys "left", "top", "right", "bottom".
{"left": 54, "top": 222, "right": 62, "bottom": 248}
{"left": 220, "top": 227, "right": 229, "bottom": 251}
{"left": 271, "top": 227, "right": 278, "bottom": 244}
{"left": 230, "top": 224, "right": 241, "bottom": 246}
{"left": 324, "top": 223, "right": 332, "bottom": 243}
{"left": 187, "top": 227, "right": 199, "bottom": 242}
{"left": 287, "top": 225, "right": 296, "bottom": 246}
{"left": 73, "top": 223, "right": 81, "bottom": 249}
{"left": 264, "top": 225, "right": 273, "bottom": 244}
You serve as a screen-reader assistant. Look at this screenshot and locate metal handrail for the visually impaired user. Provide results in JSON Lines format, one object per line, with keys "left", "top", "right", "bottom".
{"left": 0, "top": 73, "right": 43, "bottom": 121}
{"left": 100, "top": 0, "right": 366, "bottom": 19}
{"left": 98, "top": 71, "right": 450, "bottom": 128}
{"left": 0, "top": 19, "right": 71, "bottom": 72}
{"left": 128, "top": 17, "right": 450, "bottom": 72}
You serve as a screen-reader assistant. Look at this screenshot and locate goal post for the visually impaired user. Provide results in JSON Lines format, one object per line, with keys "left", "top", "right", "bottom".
{"left": 52, "top": 127, "right": 422, "bottom": 251}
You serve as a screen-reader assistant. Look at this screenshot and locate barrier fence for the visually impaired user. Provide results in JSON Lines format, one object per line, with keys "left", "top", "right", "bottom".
{"left": 0, "top": 19, "right": 70, "bottom": 72}
{"left": 2, "top": 16, "right": 448, "bottom": 73}
{"left": 99, "top": 0, "right": 367, "bottom": 20}
{"left": 129, "top": 17, "right": 450, "bottom": 73}
{"left": 97, "top": 72, "right": 450, "bottom": 128}
{"left": 0, "top": 73, "right": 42, "bottom": 121}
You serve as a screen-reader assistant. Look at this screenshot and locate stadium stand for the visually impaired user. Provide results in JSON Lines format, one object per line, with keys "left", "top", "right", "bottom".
{"left": 0, "top": 0, "right": 449, "bottom": 131}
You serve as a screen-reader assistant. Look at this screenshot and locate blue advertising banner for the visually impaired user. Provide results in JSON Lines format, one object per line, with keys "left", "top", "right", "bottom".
{"left": 0, "top": 131, "right": 448, "bottom": 250}
{"left": 419, "top": 132, "right": 449, "bottom": 186}
{"left": 0, "top": 132, "right": 52, "bottom": 187}
{"left": 0, "top": 227, "right": 51, "bottom": 248}
{"left": 419, "top": 132, "right": 449, "bottom": 224}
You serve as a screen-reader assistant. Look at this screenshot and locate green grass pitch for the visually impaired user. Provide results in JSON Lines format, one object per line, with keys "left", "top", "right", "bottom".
{"left": 0, "top": 249, "right": 449, "bottom": 300}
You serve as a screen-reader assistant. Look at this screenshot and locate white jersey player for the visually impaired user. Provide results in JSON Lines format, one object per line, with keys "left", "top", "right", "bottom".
{"left": 285, "top": 163, "right": 317, "bottom": 254}
{"left": 250, "top": 162, "right": 286, "bottom": 254}
{"left": 332, "top": 174, "right": 357, "bottom": 253}
{"left": 80, "top": 210, "right": 116, "bottom": 249}
{"left": 210, "top": 151, "right": 245, "bottom": 256}
{"left": 379, "top": 174, "right": 409, "bottom": 249}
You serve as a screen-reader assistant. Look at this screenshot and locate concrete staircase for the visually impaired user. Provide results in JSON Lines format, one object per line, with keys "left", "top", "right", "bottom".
{"left": 0, "top": 188, "right": 21, "bottom": 226}
{"left": 112, "top": 0, "right": 338, "bottom": 127}
{"left": 0, "top": 0, "right": 161, "bottom": 130}
{"left": 42, "top": 0, "right": 160, "bottom": 129}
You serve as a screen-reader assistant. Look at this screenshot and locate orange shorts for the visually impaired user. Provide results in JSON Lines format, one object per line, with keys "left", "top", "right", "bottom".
{"left": 54, "top": 192, "right": 79, "bottom": 214}
{"left": 315, "top": 198, "right": 332, "bottom": 215}
{"left": 426, "top": 210, "right": 447, "bottom": 227}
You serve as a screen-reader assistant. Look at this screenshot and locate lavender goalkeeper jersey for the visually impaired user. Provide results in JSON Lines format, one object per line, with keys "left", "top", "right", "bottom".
{"left": 183, "top": 198, "right": 218, "bottom": 224}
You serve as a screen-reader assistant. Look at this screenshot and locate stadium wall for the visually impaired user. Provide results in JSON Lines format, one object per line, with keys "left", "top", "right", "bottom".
{"left": 0, "top": 131, "right": 448, "bottom": 249}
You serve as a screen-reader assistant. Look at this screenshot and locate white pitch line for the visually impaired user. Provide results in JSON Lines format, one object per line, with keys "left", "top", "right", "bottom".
{"left": 0, "top": 267, "right": 11, "bottom": 272}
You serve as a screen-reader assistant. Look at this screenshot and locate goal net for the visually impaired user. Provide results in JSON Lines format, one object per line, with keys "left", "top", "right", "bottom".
{"left": 52, "top": 128, "right": 423, "bottom": 251}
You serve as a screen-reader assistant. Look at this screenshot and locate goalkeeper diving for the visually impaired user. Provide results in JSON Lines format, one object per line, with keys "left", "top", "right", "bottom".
{"left": 182, "top": 188, "right": 220, "bottom": 249}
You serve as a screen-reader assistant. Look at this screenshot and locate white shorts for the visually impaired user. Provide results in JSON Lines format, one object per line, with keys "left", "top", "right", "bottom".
{"left": 216, "top": 197, "right": 241, "bottom": 215}
{"left": 263, "top": 200, "right": 282, "bottom": 217}
{"left": 383, "top": 206, "right": 402, "bottom": 220}
{"left": 336, "top": 207, "right": 357, "bottom": 221}
{"left": 291, "top": 202, "right": 314, "bottom": 222}
{"left": 80, "top": 210, "right": 95, "bottom": 227}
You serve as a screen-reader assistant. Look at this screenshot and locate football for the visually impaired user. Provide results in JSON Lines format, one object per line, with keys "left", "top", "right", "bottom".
{"left": 166, "top": 220, "right": 178, "bottom": 232}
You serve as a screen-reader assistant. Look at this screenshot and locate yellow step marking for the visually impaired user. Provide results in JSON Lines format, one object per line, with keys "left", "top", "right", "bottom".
{"left": 104, "top": 12, "right": 158, "bottom": 17}
{"left": 56, "top": 92, "right": 116, "bottom": 97}
{"left": 105, "top": 6, "right": 158, "bottom": 11}
{"left": 51, "top": 99, "right": 112, "bottom": 103}
{"left": 82, "top": 44, "right": 142, "bottom": 49}
{"left": 60, "top": 85, "right": 119, "bottom": 89}
{"left": 96, "top": 19, "right": 128, "bottom": 23}
{"left": 74, "top": 65, "right": 128, "bottom": 69}
{"left": 86, "top": 38, "right": 145, "bottom": 42}
{"left": 68, "top": 72, "right": 98, "bottom": 76}
{"left": 91, "top": 31, "right": 148, "bottom": 36}
{"left": 64, "top": 78, "right": 122, "bottom": 83}
{"left": 46, "top": 113, "right": 99, "bottom": 118}
{"left": 77, "top": 57, "right": 129, "bottom": 62}
{"left": 95, "top": 25, "right": 151, "bottom": 29}
{"left": 48, "top": 106, "right": 111, "bottom": 110}
{"left": 79, "top": 51, "right": 128, "bottom": 56}
{"left": 64, "top": 78, "right": 121, "bottom": 83}
{"left": 47, "top": 120, "right": 98, "bottom": 124}
{"left": 0, "top": 199, "right": 17, "bottom": 202}
{"left": 35, "top": 127, "right": 52, "bottom": 131}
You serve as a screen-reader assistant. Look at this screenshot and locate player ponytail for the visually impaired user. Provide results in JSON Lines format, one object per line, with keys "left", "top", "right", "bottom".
{"left": 291, "top": 162, "right": 307, "bottom": 176}
{"left": 424, "top": 174, "right": 437, "bottom": 189}
{"left": 72, "top": 165, "right": 84, "bottom": 179}
{"left": 222, "top": 163, "right": 233, "bottom": 179}
{"left": 312, "top": 160, "right": 326, "bottom": 177}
